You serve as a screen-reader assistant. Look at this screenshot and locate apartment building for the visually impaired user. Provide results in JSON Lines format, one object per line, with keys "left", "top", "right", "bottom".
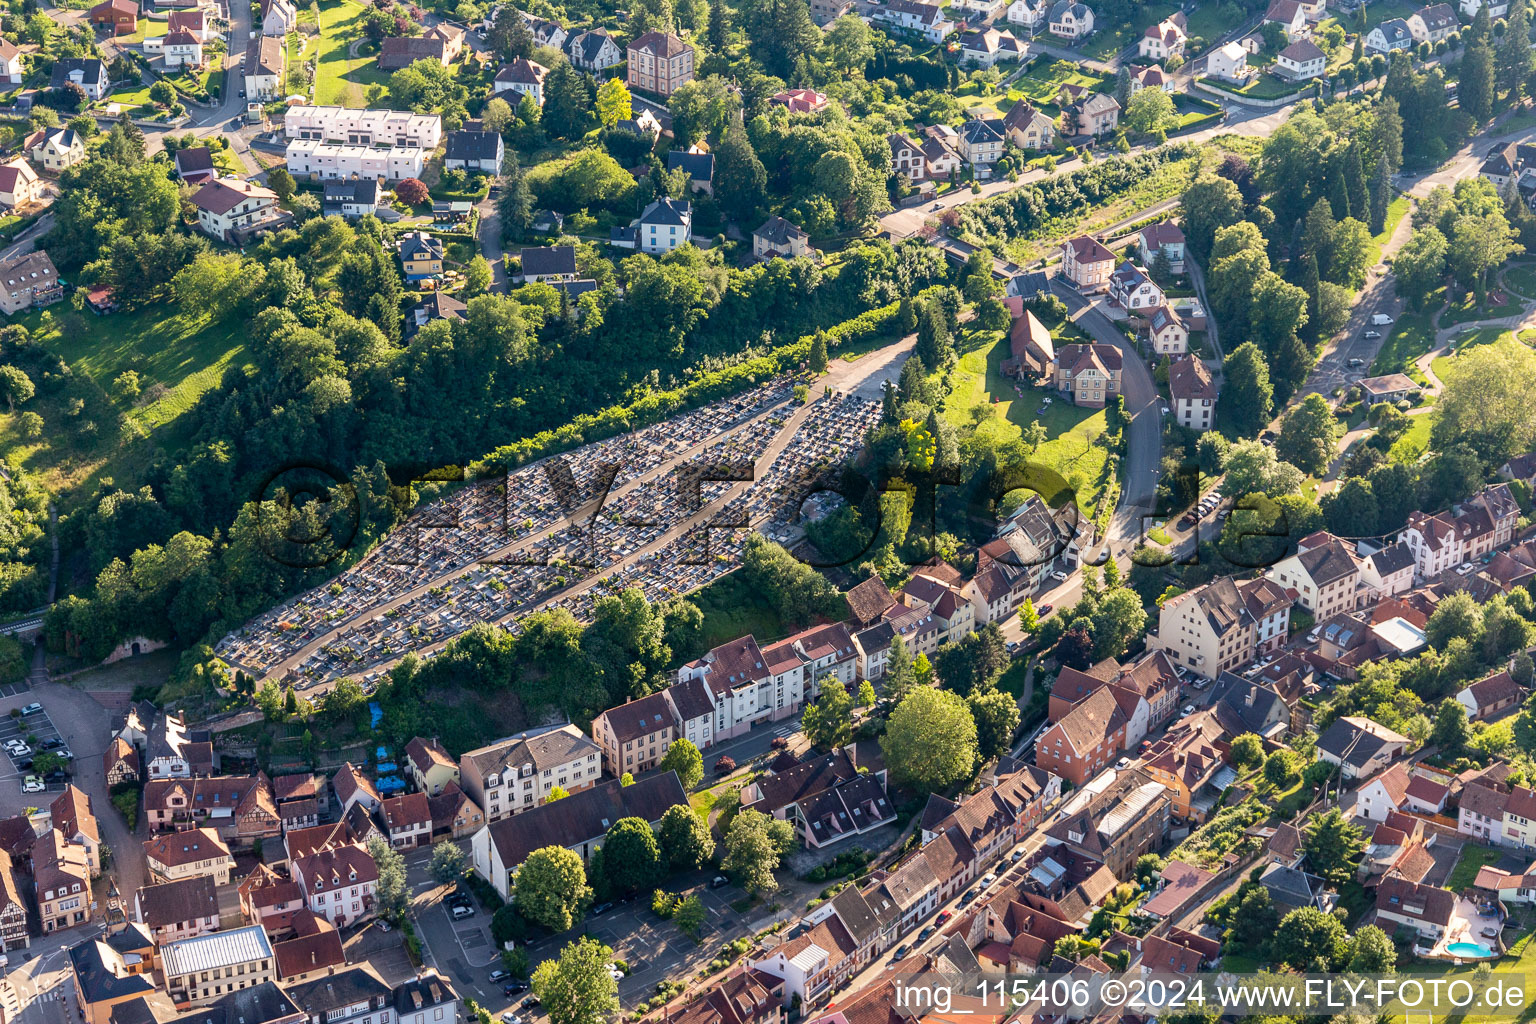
{"left": 1268, "top": 532, "right": 1361, "bottom": 622}
{"left": 1168, "top": 354, "right": 1216, "bottom": 430}
{"left": 458, "top": 724, "right": 602, "bottom": 822}
{"left": 143, "top": 827, "right": 234, "bottom": 885}
{"left": 405, "top": 737, "right": 459, "bottom": 796}
{"left": 190, "top": 178, "right": 283, "bottom": 243}
{"left": 284, "top": 139, "right": 426, "bottom": 181}
{"left": 291, "top": 842, "right": 379, "bottom": 926}
{"left": 1061, "top": 235, "right": 1115, "bottom": 292}
{"left": 161, "top": 925, "right": 275, "bottom": 1006}
{"left": 36, "top": 830, "right": 91, "bottom": 933}
{"left": 626, "top": 31, "right": 694, "bottom": 97}
{"left": 1045, "top": 773, "right": 1169, "bottom": 879}
{"left": 1153, "top": 575, "right": 1294, "bottom": 679}
{"left": 1035, "top": 687, "right": 1128, "bottom": 787}
{"left": 0, "top": 250, "right": 62, "bottom": 315}
{"left": 283, "top": 105, "right": 443, "bottom": 150}
{"left": 673, "top": 635, "right": 806, "bottom": 747}
{"left": 591, "top": 691, "right": 676, "bottom": 777}
{"left": 1398, "top": 510, "right": 1463, "bottom": 578}
{"left": 134, "top": 875, "right": 220, "bottom": 943}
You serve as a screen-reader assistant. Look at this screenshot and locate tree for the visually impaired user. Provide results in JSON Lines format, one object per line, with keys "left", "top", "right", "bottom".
{"left": 430, "top": 841, "right": 466, "bottom": 883}
{"left": 1451, "top": 210, "right": 1523, "bottom": 301}
{"left": 1499, "top": 0, "right": 1533, "bottom": 100}
{"left": 1514, "top": 650, "right": 1534, "bottom": 686}
{"left": 499, "top": 157, "right": 533, "bottom": 242}
{"left": 1273, "top": 906, "right": 1348, "bottom": 971}
{"left": 515, "top": 846, "right": 593, "bottom": 931}
{"left": 1394, "top": 226, "right": 1448, "bottom": 310}
{"left": 462, "top": 256, "right": 492, "bottom": 299}
{"left": 532, "top": 937, "right": 619, "bottom": 1024}
{"left": 1432, "top": 697, "right": 1473, "bottom": 756}
{"left": 367, "top": 836, "right": 410, "bottom": 921}
{"left": 486, "top": 7, "right": 534, "bottom": 59}
{"left": 1433, "top": 342, "right": 1536, "bottom": 461}
{"left": 713, "top": 127, "right": 767, "bottom": 225}
{"left": 1328, "top": 218, "right": 1373, "bottom": 289}
{"left": 1300, "top": 808, "right": 1365, "bottom": 887}
{"left": 969, "top": 688, "right": 1020, "bottom": 761}
{"left": 267, "top": 167, "right": 296, "bottom": 202}
{"left": 1123, "top": 88, "right": 1176, "bottom": 138}
{"left": 1181, "top": 175, "right": 1245, "bottom": 261}
{"left": 1113, "top": 66, "right": 1133, "bottom": 109}
{"left": 602, "top": 817, "right": 664, "bottom": 893}
{"left": 1264, "top": 749, "right": 1299, "bottom": 787}
{"left": 1221, "top": 440, "right": 1304, "bottom": 499}
{"left": 707, "top": 0, "right": 729, "bottom": 47}
{"left": 857, "top": 679, "right": 876, "bottom": 706}
{"left": 1349, "top": 925, "right": 1397, "bottom": 972}
{"left": 722, "top": 808, "right": 794, "bottom": 895}
{"left": 668, "top": 76, "right": 743, "bottom": 149}
{"left": 0, "top": 365, "right": 33, "bottom": 413}
{"left": 1276, "top": 394, "right": 1343, "bottom": 476}
{"left": 915, "top": 301, "right": 952, "bottom": 369}
{"left": 1427, "top": 590, "right": 1485, "bottom": 652}
{"left": 542, "top": 64, "right": 593, "bottom": 140}
{"left": 882, "top": 687, "right": 978, "bottom": 792}
{"left": 803, "top": 680, "right": 854, "bottom": 750}
{"left": 1463, "top": 41, "right": 1496, "bottom": 122}
{"left": 658, "top": 738, "right": 704, "bottom": 790}
{"left": 1090, "top": 588, "right": 1146, "bottom": 662}
{"left": 884, "top": 634, "right": 915, "bottom": 703}
{"left": 741, "top": 0, "right": 821, "bottom": 77}
{"left": 931, "top": 624, "right": 1008, "bottom": 697}
{"left": 395, "top": 178, "right": 429, "bottom": 205}
{"left": 150, "top": 79, "right": 176, "bottom": 106}
{"left": 1217, "top": 343, "right": 1273, "bottom": 440}
{"left": 809, "top": 331, "right": 828, "bottom": 373}
{"left": 823, "top": 15, "right": 875, "bottom": 73}
{"left": 595, "top": 79, "right": 632, "bottom": 129}
{"left": 1229, "top": 732, "right": 1263, "bottom": 770}
{"left": 657, "top": 804, "right": 714, "bottom": 869}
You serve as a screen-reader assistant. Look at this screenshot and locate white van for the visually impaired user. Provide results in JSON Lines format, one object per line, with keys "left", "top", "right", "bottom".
{"left": 1370, "top": 313, "right": 1394, "bottom": 325}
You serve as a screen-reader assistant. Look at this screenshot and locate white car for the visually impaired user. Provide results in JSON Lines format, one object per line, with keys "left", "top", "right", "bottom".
{"left": 1050, "top": 569, "right": 1069, "bottom": 582}
{"left": 1456, "top": 562, "right": 1476, "bottom": 575}
{"left": 20, "top": 777, "right": 42, "bottom": 793}
{"left": 1181, "top": 704, "right": 1195, "bottom": 716}
{"left": 6, "top": 743, "right": 29, "bottom": 758}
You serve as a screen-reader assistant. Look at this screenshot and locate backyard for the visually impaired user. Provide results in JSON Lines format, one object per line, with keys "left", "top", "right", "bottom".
{"left": 1076, "top": 1, "right": 1181, "bottom": 60}
{"left": 296, "top": 0, "right": 391, "bottom": 107}
{"left": 940, "top": 327, "right": 1115, "bottom": 514}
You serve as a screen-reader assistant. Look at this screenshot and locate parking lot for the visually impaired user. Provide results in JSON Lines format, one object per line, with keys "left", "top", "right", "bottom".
{"left": 0, "top": 705, "right": 71, "bottom": 795}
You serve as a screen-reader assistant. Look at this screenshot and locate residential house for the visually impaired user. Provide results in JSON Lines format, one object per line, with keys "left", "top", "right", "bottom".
{"left": 458, "top": 724, "right": 602, "bottom": 823}
{"left": 1461, "top": 0, "right": 1508, "bottom": 14}
{"left": 428, "top": 781, "right": 484, "bottom": 840}
{"left": 291, "top": 842, "right": 379, "bottom": 926}
{"left": 1035, "top": 687, "right": 1128, "bottom": 786}
{"left": 161, "top": 926, "right": 276, "bottom": 1007}
{"left": 89, "top": 0, "right": 137, "bottom": 34}
{"left": 666, "top": 148, "right": 715, "bottom": 194}
{"left": 174, "top": 146, "right": 218, "bottom": 184}
{"left": 0, "top": 250, "right": 61, "bottom": 315}
{"left": 770, "top": 89, "right": 830, "bottom": 113}
{"left": 869, "top": 0, "right": 956, "bottom": 42}
{"left": 471, "top": 773, "right": 687, "bottom": 899}
{"left": 322, "top": 179, "right": 385, "bottom": 219}
{"left": 1366, "top": 17, "right": 1414, "bottom": 52}
{"left": 1152, "top": 575, "right": 1294, "bottom": 678}
{"left": 918, "top": 132, "right": 963, "bottom": 180}
{"left": 1141, "top": 860, "right": 1214, "bottom": 920}
{"left": 238, "top": 863, "right": 305, "bottom": 925}
{"left": 591, "top": 691, "right": 676, "bottom": 777}
{"left": 398, "top": 231, "right": 445, "bottom": 282}
{"left": 168, "top": 8, "right": 211, "bottom": 38}
{"left": 1109, "top": 261, "right": 1164, "bottom": 312}
{"left": 1051, "top": 342, "right": 1122, "bottom": 407}
{"left": 285, "top": 137, "right": 426, "bottom": 181}
{"left": 1408, "top": 3, "right": 1458, "bottom": 41}
{"left": 1006, "top": 0, "right": 1049, "bottom": 31}
{"left": 52, "top": 56, "right": 109, "bottom": 99}
{"left": 1001, "top": 97, "right": 1055, "bottom": 150}
{"left": 443, "top": 129, "right": 504, "bottom": 173}
{"left": 1004, "top": 307, "right": 1055, "bottom": 378}
{"left": 657, "top": 971, "right": 782, "bottom": 1024}
{"left": 163, "top": 29, "right": 204, "bottom": 68}
{"left": 381, "top": 792, "right": 432, "bottom": 849}
{"left": 1047, "top": 0, "right": 1094, "bottom": 39}
{"left": 272, "top": 910, "right": 346, "bottom": 984}
{"left": 332, "top": 762, "right": 382, "bottom": 818}
{"left": 750, "top": 917, "right": 859, "bottom": 1008}
{"left": 244, "top": 34, "right": 285, "bottom": 100}
{"left": 786, "top": 619, "right": 860, "bottom": 695}
{"left": 394, "top": 970, "right": 460, "bottom": 1024}
{"left": 1046, "top": 773, "right": 1170, "bottom": 878}
{"left": 68, "top": 932, "right": 157, "bottom": 1024}
{"left": 742, "top": 747, "right": 895, "bottom": 849}
{"left": 518, "top": 244, "right": 577, "bottom": 285}
{"left": 51, "top": 785, "right": 102, "bottom": 876}
{"left": 144, "top": 827, "right": 234, "bottom": 885}
{"left": 27, "top": 127, "right": 86, "bottom": 173}
{"left": 0, "top": 38, "right": 22, "bottom": 85}
{"left": 612, "top": 197, "right": 693, "bottom": 253}
{"left": 898, "top": 566, "right": 976, "bottom": 645}
{"left": 1361, "top": 541, "right": 1416, "bottom": 598}
{"left": 1268, "top": 532, "right": 1361, "bottom": 621}
{"left": 261, "top": 0, "right": 298, "bottom": 35}
{"left": 1138, "top": 222, "right": 1186, "bottom": 273}
{"left": 190, "top": 178, "right": 283, "bottom": 243}
{"left": 1399, "top": 510, "right": 1464, "bottom": 579}
{"left": 957, "top": 117, "right": 1005, "bottom": 167}
{"left": 1274, "top": 38, "right": 1325, "bottom": 80}
{"left": 1206, "top": 673, "right": 1292, "bottom": 741}
{"left": 104, "top": 736, "right": 139, "bottom": 787}
{"left": 0, "top": 849, "right": 23, "bottom": 951}
{"left": 134, "top": 875, "right": 220, "bottom": 943}
{"left": 0, "top": 158, "right": 40, "bottom": 210}
{"left": 284, "top": 105, "right": 443, "bottom": 148}
{"left": 1207, "top": 42, "right": 1250, "bottom": 82}
{"left": 1357, "top": 762, "right": 1412, "bottom": 822}
{"left": 1316, "top": 715, "right": 1411, "bottom": 780}
{"left": 379, "top": 24, "right": 465, "bottom": 69}
{"left": 494, "top": 58, "right": 548, "bottom": 104}
{"left": 959, "top": 26, "right": 1027, "bottom": 66}
{"left": 405, "top": 737, "right": 459, "bottom": 796}
{"left": 1062, "top": 235, "right": 1116, "bottom": 292}
{"left": 1148, "top": 305, "right": 1189, "bottom": 357}
{"left": 1131, "top": 64, "right": 1173, "bottom": 93}
{"left": 627, "top": 31, "right": 694, "bottom": 96}
{"left": 285, "top": 966, "right": 393, "bottom": 1024}
{"left": 564, "top": 28, "right": 623, "bottom": 72}
{"left": 753, "top": 216, "right": 812, "bottom": 260}
{"left": 1374, "top": 876, "right": 1455, "bottom": 941}
{"left": 1263, "top": 0, "right": 1310, "bottom": 37}
{"left": 811, "top": 0, "right": 855, "bottom": 23}
{"left": 1457, "top": 671, "right": 1524, "bottom": 721}
{"left": 36, "top": 830, "right": 91, "bottom": 933}
{"left": 1139, "top": 13, "right": 1186, "bottom": 59}
{"left": 1068, "top": 92, "right": 1119, "bottom": 136}
{"left": 1467, "top": 482, "right": 1521, "bottom": 548}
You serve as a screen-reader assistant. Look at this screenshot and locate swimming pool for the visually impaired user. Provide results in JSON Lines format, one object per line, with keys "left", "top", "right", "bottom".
{"left": 1446, "top": 941, "right": 1496, "bottom": 959}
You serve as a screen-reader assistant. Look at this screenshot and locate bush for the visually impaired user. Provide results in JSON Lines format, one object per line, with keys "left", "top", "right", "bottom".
{"left": 111, "top": 789, "right": 138, "bottom": 829}
{"left": 395, "top": 178, "right": 430, "bottom": 205}
{"left": 490, "top": 904, "right": 525, "bottom": 945}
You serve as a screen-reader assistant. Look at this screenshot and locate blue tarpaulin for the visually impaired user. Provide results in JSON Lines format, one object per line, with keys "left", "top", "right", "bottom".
{"left": 369, "top": 703, "right": 383, "bottom": 727}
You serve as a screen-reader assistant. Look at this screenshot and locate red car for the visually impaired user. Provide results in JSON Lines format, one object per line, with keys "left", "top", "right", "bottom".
{"left": 937, "top": 910, "right": 953, "bottom": 924}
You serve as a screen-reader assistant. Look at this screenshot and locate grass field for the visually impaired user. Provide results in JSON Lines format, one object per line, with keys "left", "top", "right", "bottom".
{"left": 1373, "top": 196, "right": 1410, "bottom": 259}
{"left": 1432, "top": 327, "right": 1532, "bottom": 382}
{"left": 0, "top": 306, "right": 247, "bottom": 493}
{"left": 1503, "top": 262, "right": 1536, "bottom": 297}
{"left": 1388, "top": 411, "right": 1432, "bottom": 463}
{"left": 1439, "top": 294, "right": 1524, "bottom": 329}
{"left": 940, "top": 329, "right": 1113, "bottom": 513}
{"left": 688, "top": 573, "right": 789, "bottom": 655}
{"left": 1369, "top": 312, "right": 1434, "bottom": 378}
{"left": 312, "top": 0, "right": 390, "bottom": 107}
{"left": 1183, "top": 0, "right": 1243, "bottom": 44}
{"left": 1447, "top": 844, "right": 1505, "bottom": 892}
{"left": 1078, "top": 2, "right": 1180, "bottom": 60}
{"left": 1012, "top": 59, "right": 1110, "bottom": 109}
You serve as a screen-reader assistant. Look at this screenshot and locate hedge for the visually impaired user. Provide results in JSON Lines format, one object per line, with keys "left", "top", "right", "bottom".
{"left": 473, "top": 300, "right": 902, "bottom": 474}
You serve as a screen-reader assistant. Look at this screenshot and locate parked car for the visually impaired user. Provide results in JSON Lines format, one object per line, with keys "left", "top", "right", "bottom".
{"left": 937, "top": 910, "right": 952, "bottom": 923}
{"left": 451, "top": 904, "right": 474, "bottom": 920}
{"left": 503, "top": 981, "right": 529, "bottom": 996}
{"left": 1363, "top": 330, "right": 1381, "bottom": 340}
{"left": 1181, "top": 704, "right": 1195, "bottom": 716}
{"left": 499, "top": 1013, "right": 521, "bottom": 1024}
{"left": 489, "top": 970, "right": 511, "bottom": 983}
{"left": 1050, "top": 569, "right": 1069, "bottom": 582}
{"left": 20, "top": 776, "right": 41, "bottom": 794}
{"left": 711, "top": 875, "right": 730, "bottom": 889}
{"left": 19, "top": 704, "right": 40, "bottom": 716}
{"left": 1036, "top": 604, "right": 1053, "bottom": 617}
{"left": 1347, "top": 357, "right": 1366, "bottom": 367}
{"left": 917, "top": 926, "right": 935, "bottom": 942}
{"left": 892, "top": 944, "right": 911, "bottom": 961}
{"left": 591, "top": 902, "right": 614, "bottom": 916}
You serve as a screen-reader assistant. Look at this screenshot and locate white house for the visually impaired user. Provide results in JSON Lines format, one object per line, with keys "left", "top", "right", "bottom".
{"left": 261, "top": 0, "right": 297, "bottom": 35}
{"left": 1397, "top": 510, "right": 1463, "bottom": 579}
{"left": 959, "top": 26, "right": 1026, "bottom": 66}
{"left": 1139, "top": 14, "right": 1186, "bottom": 60}
{"left": 27, "top": 127, "right": 86, "bottom": 174}
{"left": 0, "top": 39, "right": 23, "bottom": 85}
{"left": 1109, "top": 262, "right": 1164, "bottom": 311}
{"left": 612, "top": 197, "right": 692, "bottom": 253}
{"left": 1263, "top": 0, "right": 1310, "bottom": 38}
{"left": 244, "top": 34, "right": 285, "bottom": 101}
{"left": 1168, "top": 354, "right": 1217, "bottom": 431}
{"left": 1365, "top": 18, "right": 1414, "bottom": 53}
{"left": 1047, "top": 0, "right": 1094, "bottom": 39}
{"left": 957, "top": 117, "right": 1005, "bottom": 167}
{"left": 283, "top": 105, "right": 444, "bottom": 150}
{"left": 1460, "top": 0, "right": 1508, "bottom": 15}
{"left": 284, "top": 139, "right": 426, "bottom": 181}
{"left": 1273, "top": 39, "right": 1325, "bottom": 80}
{"left": 442, "top": 129, "right": 504, "bottom": 174}
{"left": 163, "top": 29, "right": 204, "bottom": 67}
{"left": 1207, "top": 42, "right": 1250, "bottom": 83}
{"left": 1147, "top": 305, "right": 1188, "bottom": 356}
{"left": 493, "top": 58, "right": 548, "bottom": 104}
{"left": 290, "top": 844, "right": 378, "bottom": 927}
{"left": 869, "top": 0, "right": 956, "bottom": 42}
{"left": 564, "top": 28, "right": 623, "bottom": 72}
{"left": 1005, "top": 0, "right": 1048, "bottom": 30}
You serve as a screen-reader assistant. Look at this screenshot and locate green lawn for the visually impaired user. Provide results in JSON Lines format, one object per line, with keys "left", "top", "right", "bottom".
{"left": 685, "top": 571, "right": 853, "bottom": 657}
{"left": 1438, "top": 294, "right": 1524, "bottom": 329}
{"left": 940, "top": 330, "right": 1113, "bottom": 513}
{"left": 1369, "top": 312, "right": 1434, "bottom": 377}
{"left": 1446, "top": 844, "right": 1505, "bottom": 892}
{"left": 108, "top": 82, "right": 154, "bottom": 107}
{"left": 312, "top": 0, "right": 391, "bottom": 107}
{"left": 1503, "top": 262, "right": 1536, "bottom": 298}
{"left": 1184, "top": 0, "right": 1244, "bottom": 45}
{"left": 1432, "top": 327, "right": 1533, "bottom": 382}
{"left": 0, "top": 305, "right": 247, "bottom": 493}
{"left": 1373, "top": 195, "right": 1410, "bottom": 259}
{"left": 1388, "top": 411, "right": 1432, "bottom": 463}
{"left": 1012, "top": 59, "right": 1110, "bottom": 108}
